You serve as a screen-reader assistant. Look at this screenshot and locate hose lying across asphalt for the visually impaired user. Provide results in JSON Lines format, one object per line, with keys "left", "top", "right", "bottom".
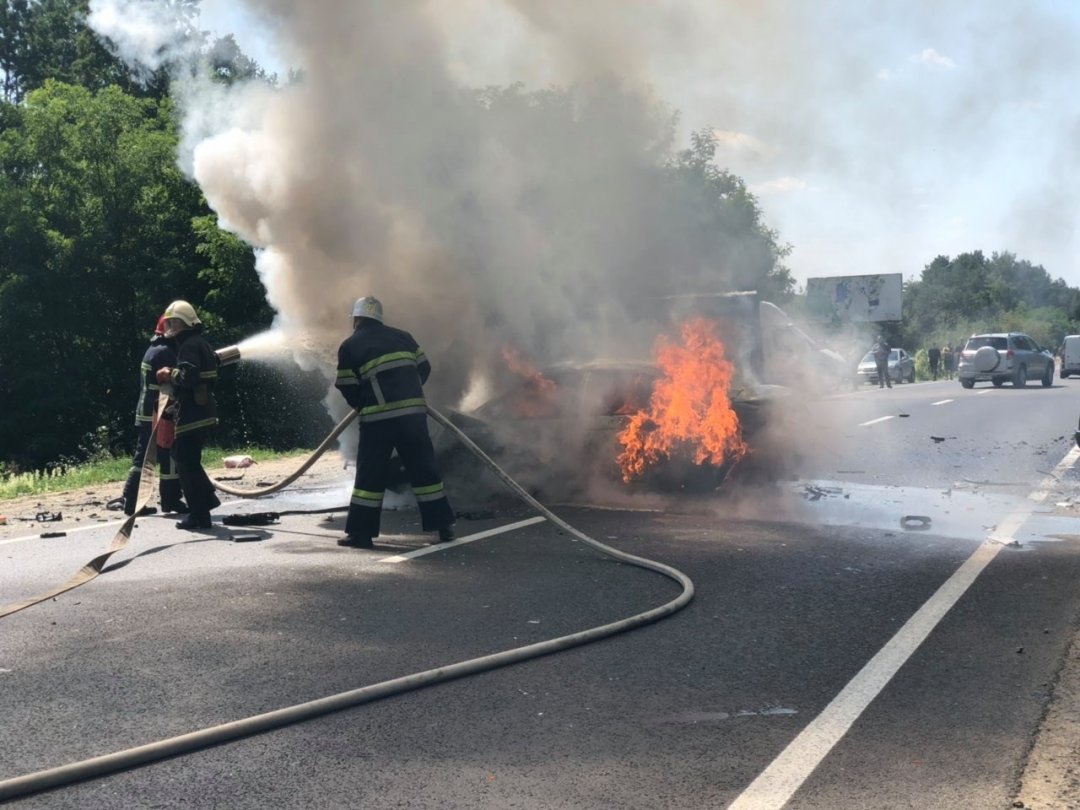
{"left": 0, "top": 405, "right": 694, "bottom": 802}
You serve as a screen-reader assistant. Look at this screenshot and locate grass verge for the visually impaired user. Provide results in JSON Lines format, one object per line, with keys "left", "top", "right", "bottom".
{"left": 0, "top": 448, "right": 310, "bottom": 501}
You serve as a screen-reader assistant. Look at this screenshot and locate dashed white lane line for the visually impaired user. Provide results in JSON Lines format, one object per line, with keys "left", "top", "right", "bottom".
{"left": 726, "top": 443, "right": 1080, "bottom": 810}
{"left": 977, "top": 389, "right": 993, "bottom": 395}
{"left": 932, "top": 399, "right": 954, "bottom": 406}
{"left": 378, "top": 516, "right": 547, "bottom": 563}
{"left": 858, "top": 416, "right": 894, "bottom": 427}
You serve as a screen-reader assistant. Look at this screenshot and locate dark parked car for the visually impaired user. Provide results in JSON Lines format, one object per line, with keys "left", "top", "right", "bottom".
{"left": 957, "top": 332, "right": 1054, "bottom": 388}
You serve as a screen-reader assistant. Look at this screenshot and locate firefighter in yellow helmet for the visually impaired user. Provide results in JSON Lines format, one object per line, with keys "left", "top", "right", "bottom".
{"left": 155, "top": 300, "right": 221, "bottom": 531}
{"left": 334, "top": 296, "right": 455, "bottom": 548}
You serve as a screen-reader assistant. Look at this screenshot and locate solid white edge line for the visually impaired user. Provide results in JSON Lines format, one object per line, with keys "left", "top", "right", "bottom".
{"left": 379, "top": 516, "right": 547, "bottom": 563}
{"left": 931, "top": 399, "right": 954, "bottom": 406}
{"left": 726, "top": 443, "right": 1080, "bottom": 810}
{"left": 858, "top": 416, "right": 894, "bottom": 427}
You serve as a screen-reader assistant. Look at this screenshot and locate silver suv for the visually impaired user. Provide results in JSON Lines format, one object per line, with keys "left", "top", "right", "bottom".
{"left": 958, "top": 332, "right": 1054, "bottom": 388}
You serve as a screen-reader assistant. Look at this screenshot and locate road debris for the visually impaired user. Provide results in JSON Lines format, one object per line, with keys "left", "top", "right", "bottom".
{"left": 900, "top": 515, "right": 931, "bottom": 530}
{"left": 40, "top": 531, "right": 67, "bottom": 538}
{"left": 35, "top": 511, "right": 62, "bottom": 522}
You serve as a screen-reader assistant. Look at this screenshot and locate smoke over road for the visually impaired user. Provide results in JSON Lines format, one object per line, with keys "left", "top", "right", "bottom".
{"left": 90, "top": 0, "right": 790, "bottom": 414}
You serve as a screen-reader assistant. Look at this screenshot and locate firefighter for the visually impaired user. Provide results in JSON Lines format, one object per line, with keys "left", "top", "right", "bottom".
{"left": 155, "top": 300, "right": 221, "bottom": 531}
{"left": 109, "top": 314, "right": 187, "bottom": 516}
{"left": 334, "top": 296, "right": 455, "bottom": 548}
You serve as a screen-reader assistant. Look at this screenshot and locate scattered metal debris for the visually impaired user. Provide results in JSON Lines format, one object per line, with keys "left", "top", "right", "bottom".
{"left": 40, "top": 531, "right": 67, "bottom": 539}
{"left": 931, "top": 436, "right": 946, "bottom": 443}
{"left": 457, "top": 510, "right": 496, "bottom": 520}
{"left": 900, "top": 515, "right": 931, "bottom": 530}
{"left": 35, "top": 511, "right": 62, "bottom": 522}
{"left": 802, "top": 484, "right": 844, "bottom": 501}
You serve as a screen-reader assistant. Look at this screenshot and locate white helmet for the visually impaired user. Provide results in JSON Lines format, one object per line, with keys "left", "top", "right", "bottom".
{"left": 163, "top": 300, "right": 201, "bottom": 336}
{"left": 351, "top": 296, "right": 383, "bottom": 323}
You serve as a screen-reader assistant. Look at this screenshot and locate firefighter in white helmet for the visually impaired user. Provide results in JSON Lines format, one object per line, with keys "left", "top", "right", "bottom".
{"left": 333, "top": 296, "right": 455, "bottom": 548}
{"left": 155, "top": 299, "right": 222, "bottom": 530}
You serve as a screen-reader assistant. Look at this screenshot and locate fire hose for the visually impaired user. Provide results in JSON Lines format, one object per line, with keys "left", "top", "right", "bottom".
{"left": 0, "top": 364, "right": 694, "bottom": 802}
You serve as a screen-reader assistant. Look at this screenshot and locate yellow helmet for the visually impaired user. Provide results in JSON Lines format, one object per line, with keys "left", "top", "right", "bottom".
{"left": 163, "top": 300, "right": 201, "bottom": 328}
{"left": 162, "top": 300, "right": 201, "bottom": 337}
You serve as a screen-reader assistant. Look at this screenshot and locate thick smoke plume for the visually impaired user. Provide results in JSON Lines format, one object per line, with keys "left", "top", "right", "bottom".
{"left": 88, "top": 0, "right": 779, "bottom": 410}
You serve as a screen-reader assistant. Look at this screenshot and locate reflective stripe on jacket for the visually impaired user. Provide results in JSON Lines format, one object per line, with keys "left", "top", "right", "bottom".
{"left": 135, "top": 337, "right": 177, "bottom": 425}
{"left": 335, "top": 321, "right": 431, "bottom": 422}
{"left": 170, "top": 329, "right": 219, "bottom": 435}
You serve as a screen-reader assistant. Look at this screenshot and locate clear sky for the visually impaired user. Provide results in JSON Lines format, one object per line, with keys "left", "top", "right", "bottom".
{"left": 197, "top": 1, "right": 1080, "bottom": 292}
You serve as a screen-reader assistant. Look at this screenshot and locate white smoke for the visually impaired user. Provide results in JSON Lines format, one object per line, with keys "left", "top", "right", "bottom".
{"left": 91, "top": 0, "right": 742, "bottom": 410}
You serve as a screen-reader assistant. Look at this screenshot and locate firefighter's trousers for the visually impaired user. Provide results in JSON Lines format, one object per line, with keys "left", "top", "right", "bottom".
{"left": 173, "top": 428, "right": 221, "bottom": 522}
{"left": 347, "top": 414, "right": 454, "bottom": 539}
{"left": 121, "top": 422, "right": 184, "bottom": 515}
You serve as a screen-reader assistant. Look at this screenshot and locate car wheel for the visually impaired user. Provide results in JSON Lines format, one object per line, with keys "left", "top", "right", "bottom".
{"left": 1042, "top": 362, "right": 1054, "bottom": 387}
{"left": 960, "top": 378, "right": 975, "bottom": 389}
{"left": 908, "top": 367, "right": 915, "bottom": 383}
{"left": 1014, "top": 365, "right": 1027, "bottom": 388}
{"left": 1063, "top": 371, "right": 1071, "bottom": 379}
{"left": 992, "top": 378, "right": 1005, "bottom": 387}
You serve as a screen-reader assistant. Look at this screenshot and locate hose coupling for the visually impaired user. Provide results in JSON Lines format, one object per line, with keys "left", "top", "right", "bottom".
{"left": 214, "top": 345, "right": 242, "bottom": 367}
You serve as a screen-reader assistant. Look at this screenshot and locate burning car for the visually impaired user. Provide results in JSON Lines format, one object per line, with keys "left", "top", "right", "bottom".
{"left": 432, "top": 316, "right": 793, "bottom": 497}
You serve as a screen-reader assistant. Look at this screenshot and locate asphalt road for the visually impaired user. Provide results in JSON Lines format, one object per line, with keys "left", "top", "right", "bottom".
{"left": 2, "top": 377, "right": 1080, "bottom": 809}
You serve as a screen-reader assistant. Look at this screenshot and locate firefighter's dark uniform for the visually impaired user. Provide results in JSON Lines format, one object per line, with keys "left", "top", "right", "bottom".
{"left": 119, "top": 334, "right": 185, "bottom": 515}
{"left": 335, "top": 319, "right": 454, "bottom": 541}
{"left": 170, "top": 326, "right": 221, "bottom": 527}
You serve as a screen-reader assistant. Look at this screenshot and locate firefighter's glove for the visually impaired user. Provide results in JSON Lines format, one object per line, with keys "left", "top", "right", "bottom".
{"left": 156, "top": 367, "right": 173, "bottom": 384}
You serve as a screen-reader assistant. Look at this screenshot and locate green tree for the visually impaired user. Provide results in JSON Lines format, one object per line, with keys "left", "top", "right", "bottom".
{"left": 666, "top": 129, "right": 794, "bottom": 301}
{"left": 0, "top": 81, "right": 207, "bottom": 466}
{"left": 900, "top": 250, "right": 1080, "bottom": 355}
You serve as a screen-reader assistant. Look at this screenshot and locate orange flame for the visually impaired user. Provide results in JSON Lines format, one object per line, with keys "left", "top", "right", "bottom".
{"left": 501, "top": 346, "right": 558, "bottom": 418}
{"left": 617, "top": 317, "right": 747, "bottom": 482}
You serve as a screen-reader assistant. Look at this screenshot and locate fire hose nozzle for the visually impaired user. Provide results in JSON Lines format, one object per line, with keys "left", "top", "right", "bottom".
{"left": 214, "top": 346, "right": 242, "bottom": 367}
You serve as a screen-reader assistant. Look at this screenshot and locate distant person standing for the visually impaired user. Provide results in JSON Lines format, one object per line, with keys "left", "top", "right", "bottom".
{"left": 941, "top": 344, "right": 955, "bottom": 380}
{"left": 871, "top": 335, "right": 892, "bottom": 389}
{"left": 927, "top": 345, "right": 941, "bottom": 380}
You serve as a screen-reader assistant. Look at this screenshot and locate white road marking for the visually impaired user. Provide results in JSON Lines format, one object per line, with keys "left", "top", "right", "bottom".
{"left": 0, "top": 520, "right": 127, "bottom": 546}
{"left": 379, "top": 516, "right": 547, "bottom": 563}
{"left": 858, "top": 416, "right": 894, "bottom": 427}
{"left": 977, "top": 389, "right": 993, "bottom": 395}
{"left": 0, "top": 498, "right": 251, "bottom": 547}
{"left": 726, "top": 444, "right": 1080, "bottom": 810}
{"left": 931, "top": 399, "right": 954, "bottom": 406}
